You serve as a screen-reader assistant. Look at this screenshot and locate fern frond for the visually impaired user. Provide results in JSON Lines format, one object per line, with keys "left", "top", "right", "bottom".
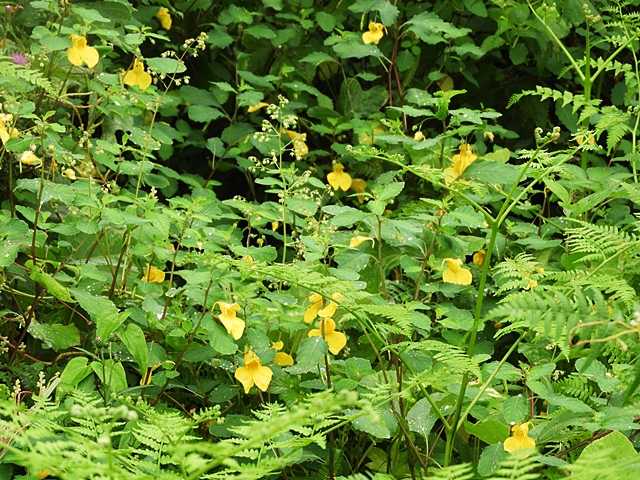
{"left": 490, "top": 453, "right": 541, "bottom": 479}
{"left": 0, "top": 57, "right": 56, "bottom": 96}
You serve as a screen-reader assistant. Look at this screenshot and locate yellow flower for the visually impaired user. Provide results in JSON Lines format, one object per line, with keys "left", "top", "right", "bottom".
{"left": 0, "top": 114, "right": 19, "bottom": 145}
{"left": 234, "top": 350, "right": 273, "bottom": 393}
{"left": 523, "top": 276, "right": 538, "bottom": 291}
{"left": 20, "top": 151, "right": 41, "bottom": 166}
{"left": 318, "top": 292, "right": 343, "bottom": 318}
{"left": 308, "top": 318, "right": 347, "bottom": 355}
{"left": 350, "top": 236, "right": 375, "bottom": 248}
{"left": 283, "top": 130, "right": 308, "bottom": 157}
{"left": 304, "top": 293, "right": 323, "bottom": 323}
{"left": 155, "top": 7, "right": 172, "bottom": 30}
{"left": 350, "top": 178, "right": 367, "bottom": 203}
{"left": 473, "top": 249, "right": 486, "bottom": 267}
{"left": 271, "top": 221, "right": 279, "bottom": 231}
{"left": 442, "top": 258, "right": 472, "bottom": 285}
{"left": 443, "top": 144, "right": 478, "bottom": 184}
{"left": 414, "top": 131, "right": 425, "bottom": 141}
{"left": 577, "top": 135, "right": 595, "bottom": 145}
{"left": 214, "top": 301, "right": 245, "bottom": 340}
{"left": 62, "top": 168, "right": 76, "bottom": 180}
{"left": 123, "top": 59, "right": 152, "bottom": 91}
{"left": 67, "top": 34, "right": 99, "bottom": 68}
{"left": 248, "top": 102, "right": 269, "bottom": 113}
{"left": 271, "top": 341, "right": 294, "bottom": 366}
{"left": 142, "top": 264, "right": 165, "bottom": 283}
{"left": 504, "top": 422, "right": 535, "bottom": 453}
{"left": 438, "top": 73, "right": 454, "bottom": 92}
{"left": 327, "top": 163, "right": 352, "bottom": 191}
{"left": 362, "top": 22, "right": 386, "bottom": 45}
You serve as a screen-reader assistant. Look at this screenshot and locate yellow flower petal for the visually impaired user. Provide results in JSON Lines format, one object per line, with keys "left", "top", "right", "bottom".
{"left": 362, "top": 22, "right": 386, "bottom": 45}
{"left": 442, "top": 258, "right": 472, "bottom": 285}
{"left": 283, "top": 130, "right": 308, "bottom": 157}
{"left": 155, "top": 7, "right": 172, "bottom": 30}
{"left": 304, "top": 293, "right": 323, "bottom": 323}
{"left": 350, "top": 178, "right": 367, "bottom": 203}
{"left": 67, "top": 35, "right": 99, "bottom": 68}
{"left": 62, "top": 168, "right": 76, "bottom": 180}
{"left": 248, "top": 102, "right": 269, "bottom": 113}
{"left": 142, "top": 264, "right": 165, "bottom": 283}
{"left": 349, "top": 236, "right": 375, "bottom": 248}
{"left": 123, "top": 59, "right": 152, "bottom": 91}
{"left": 272, "top": 341, "right": 284, "bottom": 351}
{"left": 504, "top": 422, "right": 536, "bottom": 453}
{"left": 274, "top": 351, "right": 294, "bottom": 366}
{"left": 308, "top": 318, "right": 346, "bottom": 355}
{"left": 444, "top": 144, "right": 477, "bottom": 184}
{"left": 473, "top": 249, "right": 486, "bottom": 267}
{"left": 414, "top": 131, "right": 426, "bottom": 141}
{"left": 318, "top": 292, "right": 343, "bottom": 318}
{"left": 215, "top": 301, "right": 245, "bottom": 340}
{"left": 20, "top": 151, "right": 41, "bottom": 166}
{"left": 235, "top": 350, "right": 273, "bottom": 393}
{"left": 327, "top": 163, "right": 352, "bottom": 191}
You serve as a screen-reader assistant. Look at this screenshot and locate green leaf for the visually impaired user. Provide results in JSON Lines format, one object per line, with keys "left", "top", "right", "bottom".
{"left": 406, "top": 12, "right": 470, "bottom": 44}
{"left": 146, "top": 57, "right": 187, "bottom": 74}
{"left": 316, "top": 12, "right": 335, "bottom": 32}
{"left": 406, "top": 398, "right": 437, "bottom": 438}
{"left": 188, "top": 105, "right": 226, "bottom": 123}
{"left": 376, "top": 182, "right": 404, "bottom": 202}
{"left": 503, "top": 395, "right": 528, "bottom": 423}
{"left": 333, "top": 40, "right": 384, "bottom": 59}
{"left": 463, "top": 161, "right": 519, "bottom": 185}
{"left": 0, "top": 244, "right": 19, "bottom": 267}
{"left": 579, "top": 431, "right": 639, "bottom": 463}
{"left": 30, "top": 269, "right": 74, "bottom": 303}
{"left": 91, "top": 360, "right": 128, "bottom": 393}
{"left": 464, "top": 417, "right": 509, "bottom": 445}
{"left": 288, "top": 336, "right": 328, "bottom": 374}
{"left": 28, "top": 322, "right": 80, "bottom": 350}
{"left": 58, "top": 357, "right": 92, "bottom": 398}
{"left": 509, "top": 43, "right": 528, "bottom": 65}
{"left": 300, "top": 51, "right": 335, "bottom": 66}
{"left": 118, "top": 323, "right": 149, "bottom": 378}
{"left": 70, "top": 288, "right": 128, "bottom": 340}
{"left": 209, "top": 322, "right": 237, "bottom": 355}
{"left": 244, "top": 25, "right": 276, "bottom": 39}
{"left": 477, "top": 443, "right": 508, "bottom": 477}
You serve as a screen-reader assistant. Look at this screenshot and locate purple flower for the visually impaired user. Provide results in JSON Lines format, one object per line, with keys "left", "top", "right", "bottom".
{"left": 11, "top": 52, "right": 28, "bottom": 66}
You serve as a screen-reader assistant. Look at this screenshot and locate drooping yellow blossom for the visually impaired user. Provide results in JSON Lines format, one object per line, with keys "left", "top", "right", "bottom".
{"left": 438, "top": 73, "right": 454, "bottom": 92}
{"left": 473, "top": 249, "right": 486, "bottom": 267}
{"left": 350, "top": 236, "right": 375, "bottom": 248}
{"left": 308, "top": 318, "right": 347, "bottom": 355}
{"left": 362, "top": 22, "right": 386, "bottom": 45}
{"left": 140, "top": 361, "right": 163, "bottom": 386}
{"left": 443, "top": 144, "right": 478, "bottom": 184}
{"left": 327, "top": 163, "right": 352, "bottom": 191}
{"left": 271, "top": 341, "right": 294, "bottom": 366}
{"left": 318, "top": 292, "right": 343, "bottom": 318}
{"left": 504, "top": 422, "right": 535, "bottom": 453}
{"left": 442, "top": 258, "right": 472, "bottom": 286}
{"left": 234, "top": 350, "right": 273, "bottom": 393}
{"left": 142, "top": 264, "right": 165, "bottom": 283}
{"left": 523, "top": 274, "right": 538, "bottom": 291}
{"left": 155, "top": 7, "right": 172, "bottom": 30}
{"left": 20, "top": 151, "right": 41, "bottom": 166}
{"left": 67, "top": 35, "right": 99, "bottom": 68}
{"left": 123, "top": 59, "right": 152, "bottom": 91}
{"left": 271, "top": 221, "right": 279, "bottom": 231}
{"left": 350, "top": 178, "right": 367, "bottom": 203}
{"left": 577, "top": 135, "right": 596, "bottom": 145}
{"left": 414, "top": 131, "right": 425, "bottom": 141}
{"left": 38, "top": 469, "right": 51, "bottom": 479}
{"left": 248, "top": 102, "right": 270, "bottom": 113}
{"left": 214, "top": 301, "right": 245, "bottom": 340}
{"left": 304, "top": 293, "right": 323, "bottom": 323}
{"left": 282, "top": 130, "right": 308, "bottom": 157}
{"left": 0, "top": 114, "right": 19, "bottom": 145}
{"left": 62, "top": 168, "right": 76, "bottom": 180}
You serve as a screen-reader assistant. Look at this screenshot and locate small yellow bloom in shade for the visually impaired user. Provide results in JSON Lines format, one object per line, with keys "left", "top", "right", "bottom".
{"left": 308, "top": 318, "right": 347, "bottom": 355}
{"left": 414, "top": 131, "right": 425, "bottom": 141}
{"left": 67, "top": 35, "right": 99, "bottom": 68}
{"left": 282, "top": 130, "right": 308, "bottom": 157}
{"left": 20, "top": 151, "right": 41, "bottom": 166}
{"left": 350, "top": 178, "right": 367, "bottom": 204}
{"left": 362, "top": 22, "right": 386, "bottom": 45}
{"left": 214, "top": 301, "right": 245, "bottom": 340}
{"left": 123, "top": 59, "right": 152, "bottom": 91}
{"left": 0, "top": 114, "right": 19, "bottom": 145}
{"left": 234, "top": 350, "right": 273, "bottom": 393}
{"left": 473, "top": 249, "right": 486, "bottom": 267}
{"left": 444, "top": 143, "right": 478, "bottom": 184}
{"left": 62, "top": 168, "right": 76, "bottom": 180}
{"left": 504, "top": 422, "right": 535, "bottom": 453}
{"left": 523, "top": 277, "right": 538, "bottom": 291}
{"left": 318, "top": 292, "right": 343, "bottom": 318}
{"left": 248, "top": 102, "right": 269, "bottom": 113}
{"left": 442, "top": 258, "right": 472, "bottom": 285}
{"left": 155, "top": 7, "right": 172, "bottom": 30}
{"left": 271, "top": 221, "right": 279, "bottom": 231}
{"left": 577, "top": 135, "right": 595, "bottom": 145}
{"left": 38, "top": 469, "right": 51, "bottom": 479}
{"left": 304, "top": 293, "right": 323, "bottom": 323}
{"left": 271, "top": 341, "right": 294, "bottom": 366}
{"left": 242, "top": 255, "right": 254, "bottom": 262}
{"left": 142, "top": 264, "right": 165, "bottom": 283}
{"left": 350, "top": 236, "right": 375, "bottom": 248}
{"left": 327, "top": 163, "right": 352, "bottom": 191}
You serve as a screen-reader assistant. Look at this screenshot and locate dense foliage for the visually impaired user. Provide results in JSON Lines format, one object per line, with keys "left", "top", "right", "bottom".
{"left": 3, "top": 0, "right": 640, "bottom": 478}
